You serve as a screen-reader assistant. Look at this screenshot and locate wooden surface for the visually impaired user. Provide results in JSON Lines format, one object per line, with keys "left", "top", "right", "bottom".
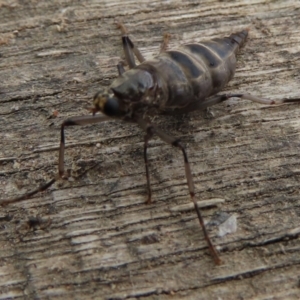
{"left": 1, "top": 1, "right": 300, "bottom": 299}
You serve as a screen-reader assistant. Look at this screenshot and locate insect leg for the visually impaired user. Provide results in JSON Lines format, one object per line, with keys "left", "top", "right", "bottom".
{"left": 194, "top": 94, "right": 232, "bottom": 110}
{"left": 193, "top": 93, "right": 300, "bottom": 112}
{"left": 159, "top": 33, "right": 171, "bottom": 53}
{"left": 143, "top": 126, "right": 155, "bottom": 204}
{"left": 1, "top": 114, "right": 110, "bottom": 206}
{"left": 117, "top": 61, "right": 125, "bottom": 76}
{"left": 1, "top": 179, "right": 56, "bottom": 206}
{"left": 116, "top": 22, "right": 145, "bottom": 68}
{"left": 228, "top": 93, "right": 300, "bottom": 105}
{"left": 179, "top": 94, "right": 247, "bottom": 113}
{"left": 59, "top": 114, "right": 110, "bottom": 177}
{"left": 137, "top": 118, "right": 221, "bottom": 265}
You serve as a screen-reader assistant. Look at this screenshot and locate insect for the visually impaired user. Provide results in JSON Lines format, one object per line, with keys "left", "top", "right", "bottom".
{"left": 2, "top": 23, "right": 297, "bottom": 265}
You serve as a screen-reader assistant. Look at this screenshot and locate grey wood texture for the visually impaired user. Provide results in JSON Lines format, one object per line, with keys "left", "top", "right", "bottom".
{"left": 0, "top": 1, "right": 300, "bottom": 299}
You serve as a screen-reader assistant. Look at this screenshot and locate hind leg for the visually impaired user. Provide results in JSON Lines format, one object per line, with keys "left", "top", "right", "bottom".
{"left": 193, "top": 93, "right": 299, "bottom": 112}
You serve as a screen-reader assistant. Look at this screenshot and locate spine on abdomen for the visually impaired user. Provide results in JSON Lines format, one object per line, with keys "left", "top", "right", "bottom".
{"left": 228, "top": 29, "right": 248, "bottom": 51}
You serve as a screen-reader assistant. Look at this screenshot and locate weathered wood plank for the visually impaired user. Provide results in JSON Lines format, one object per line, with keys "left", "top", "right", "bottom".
{"left": 1, "top": 0, "right": 300, "bottom": 299}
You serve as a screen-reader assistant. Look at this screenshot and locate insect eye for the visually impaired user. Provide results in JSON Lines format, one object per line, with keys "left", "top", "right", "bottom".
{"left": 93, "top": 92, "right": 119, "bottom": 116}
{"left": 103, "top": 97, "right": 119, "bottom": 116}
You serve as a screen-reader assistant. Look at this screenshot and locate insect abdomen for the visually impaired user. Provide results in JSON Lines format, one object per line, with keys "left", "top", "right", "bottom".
{"left": 151, "top": 30, "right": 248, "bottom": 111}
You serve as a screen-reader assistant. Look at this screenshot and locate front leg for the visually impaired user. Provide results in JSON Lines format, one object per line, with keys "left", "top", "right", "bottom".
{"left": 1, "top": 114, "right": 110, "bottom": 206}
{"left": 59, "top": 114, "right": 110, "bottom": 177}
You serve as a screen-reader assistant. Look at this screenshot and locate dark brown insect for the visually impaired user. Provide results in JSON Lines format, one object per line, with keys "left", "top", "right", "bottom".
{"left": 2, "top": 23, "right": 298, "bottom": 265}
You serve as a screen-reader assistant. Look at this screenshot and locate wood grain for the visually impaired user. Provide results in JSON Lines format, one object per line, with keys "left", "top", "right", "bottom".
{"left": 1, "top": 0, "right": 300, "bottom": 299}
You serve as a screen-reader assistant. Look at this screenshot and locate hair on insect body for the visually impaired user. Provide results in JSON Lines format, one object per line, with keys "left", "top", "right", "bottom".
{"left": 3, "top": 23, "right": 299, "bottom": 265}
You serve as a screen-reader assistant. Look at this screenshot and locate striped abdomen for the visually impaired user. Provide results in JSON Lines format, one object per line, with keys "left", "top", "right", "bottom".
{"left": 144, "top": 30, "right": 248, "bottom": 112}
